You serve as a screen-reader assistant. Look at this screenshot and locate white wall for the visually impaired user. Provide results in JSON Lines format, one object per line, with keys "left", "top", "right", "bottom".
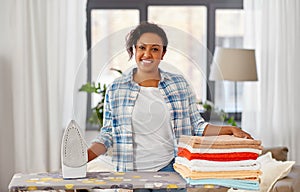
{"left": 0, "top": 0, "right": 15, "bottom": 191}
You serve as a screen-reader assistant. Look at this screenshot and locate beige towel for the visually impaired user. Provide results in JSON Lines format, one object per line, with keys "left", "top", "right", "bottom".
{"left": 179, "top": 135, "right": 262, "bottom": 149}
{"left": 173, "top": 163, "right": 261, "bottom": 180}
{"left": 186, "top": 143, "right": 263, "bottom": 150}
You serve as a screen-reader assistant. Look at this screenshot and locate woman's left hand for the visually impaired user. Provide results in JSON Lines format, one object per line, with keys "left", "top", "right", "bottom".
{"left": 203, "top": 124, "right": 253, "bottom": 139}
{"left": 228, "top": 126, "right": 253, "bottom": 139}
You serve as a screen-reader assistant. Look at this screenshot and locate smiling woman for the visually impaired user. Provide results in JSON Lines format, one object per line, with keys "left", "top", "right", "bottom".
{"left": 87, "top": 22, "right": 253, "bottom": 181}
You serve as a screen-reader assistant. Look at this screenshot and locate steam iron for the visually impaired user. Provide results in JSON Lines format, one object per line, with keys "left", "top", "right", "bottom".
{"left": 61, "top": 120, "right": 88, "bottom": 179}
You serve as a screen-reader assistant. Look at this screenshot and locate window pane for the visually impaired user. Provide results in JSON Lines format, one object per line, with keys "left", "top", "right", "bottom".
{"left": 215, "top": 9, "right": 245, "bottom": 112}
{"left": 148, "top": 6, "right": 207, "bottom": 101}
{"left": 91, "top": 9, "right": 139, "bottom": 107}
{"left": 91, "top": 9, "right": 139, "bottom": 47}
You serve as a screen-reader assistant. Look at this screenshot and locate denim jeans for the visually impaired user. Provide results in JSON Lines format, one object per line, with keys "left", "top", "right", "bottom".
{"left": 133, "top": 159, "right": 186, "bottom": 192}
{"left": 157, "top": 159, "right": 176, "bottom": 172}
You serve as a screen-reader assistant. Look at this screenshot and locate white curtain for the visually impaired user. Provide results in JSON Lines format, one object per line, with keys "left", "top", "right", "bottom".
{"left": 242, "top": 0, "right": 300, "bottom": 164}
{"left": 9, "top": 0, "right": 86, "bottom": 173}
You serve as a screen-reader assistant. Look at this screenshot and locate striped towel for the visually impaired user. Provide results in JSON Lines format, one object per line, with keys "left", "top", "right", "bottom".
{"left": 178, "top": 142, "right": 262, "bottom": 154}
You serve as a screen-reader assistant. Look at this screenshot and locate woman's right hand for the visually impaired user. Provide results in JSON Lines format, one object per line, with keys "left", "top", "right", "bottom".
{"left": 87, "top": 143, "right": 107, "bottom": 162}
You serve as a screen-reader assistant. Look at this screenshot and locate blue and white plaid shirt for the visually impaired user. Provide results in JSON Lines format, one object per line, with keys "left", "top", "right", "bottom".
{"left": 93, "top": 68, "right": 208, "bottom": 171}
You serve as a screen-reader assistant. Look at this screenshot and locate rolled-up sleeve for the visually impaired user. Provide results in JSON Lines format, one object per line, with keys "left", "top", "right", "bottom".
{"left": 186, "top": 82, "right": 208, "bottom": 136}
{"left": 92, "top": 85, "right": 113, "bottom": 149}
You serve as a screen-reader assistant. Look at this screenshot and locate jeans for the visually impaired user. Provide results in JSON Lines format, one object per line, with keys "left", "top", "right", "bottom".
{"left": 157, "top": 159, "right": 176, "bottom": 172}
{"left": 133, "top": 159, "right": 186, "bottom": 192}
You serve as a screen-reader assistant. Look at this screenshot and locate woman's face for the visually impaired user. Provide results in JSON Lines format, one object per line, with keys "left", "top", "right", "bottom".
{"left": 135, "top": 32, "right": 165, "bottom": 74}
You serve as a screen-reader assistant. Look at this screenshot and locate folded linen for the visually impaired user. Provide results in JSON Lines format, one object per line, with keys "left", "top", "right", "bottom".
{"left": 173, "top": 163, "right": 261, "bottom": 179}
{"left": 179, "top": 135, "right": 261, "bottom": 146}
{"left": 178, "top": 147, "right": 259, "bottom": 161}
{"left": 184, "top": 143, "right": 263, "bottom": 150}
{"left": 178, "top": 142, "right": 262, "bottom": 154}
{"left": 186, "top": 178, "right": 260, "bottom": 191}
{"left": 175, "top": 156, "right": 260, "bottom": 172}
{"left": 175, "top": 156, "right": 257, "bottom": 167}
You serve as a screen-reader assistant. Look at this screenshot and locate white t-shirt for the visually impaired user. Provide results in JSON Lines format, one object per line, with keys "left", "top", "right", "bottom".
{"left": 132, "top": 86, "right": 175, "bottom": 171}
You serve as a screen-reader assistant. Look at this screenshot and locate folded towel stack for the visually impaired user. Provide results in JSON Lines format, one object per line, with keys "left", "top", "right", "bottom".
{"left": 174, "top": 135, "right": 262, "bottom": 191}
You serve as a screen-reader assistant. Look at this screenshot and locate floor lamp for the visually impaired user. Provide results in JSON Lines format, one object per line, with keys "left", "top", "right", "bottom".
{"left": 209, "top": 47, "right": 258, "bottom": 117}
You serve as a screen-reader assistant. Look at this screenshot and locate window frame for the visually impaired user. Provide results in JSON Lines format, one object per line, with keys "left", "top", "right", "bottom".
{"left": 86, "top": 0, "right": 243, "bottom": 129}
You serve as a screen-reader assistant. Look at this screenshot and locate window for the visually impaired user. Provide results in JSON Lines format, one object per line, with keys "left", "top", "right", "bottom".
{"left": 91, "top": 10, "right": 139, "bottom": 109}
{"left": 148, "top": 6, "right": 207, "bottom": 99}
{"left": 215, "top": 9, "right": 245, "bottom": 113}
{"left": 86, "top": 0, "right": 243, "bottom": 129}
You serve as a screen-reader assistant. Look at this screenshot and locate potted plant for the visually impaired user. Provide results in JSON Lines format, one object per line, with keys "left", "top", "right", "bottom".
{"left": 79, "top": 68, "right": 122, "bottom": 129}
{"left": 198, "top": 100, "right": 237, "bottom": 126}
{"left": 198, "top": 100, "right": 213, "bottom": 121}
{"left": 79, "top": 82, "right": 107, "bottom": 129}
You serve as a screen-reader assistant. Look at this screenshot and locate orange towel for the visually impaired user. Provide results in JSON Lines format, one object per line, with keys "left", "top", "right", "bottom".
{"left": 178, "top": 147, "right": 259, "bottom": 161}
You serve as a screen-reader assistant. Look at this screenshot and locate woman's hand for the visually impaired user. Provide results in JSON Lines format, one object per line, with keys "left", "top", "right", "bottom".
{"left": 87, "top": 143, "right": 107, "bottom": 162}
{"left": 228, "top": 126, "right": 253, "bottom": 139}
{"left": 203, "top": 124, "right": 253, "bottom": 139}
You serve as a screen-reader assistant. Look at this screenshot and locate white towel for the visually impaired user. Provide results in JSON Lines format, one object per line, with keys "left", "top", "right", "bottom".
{"left": 175, "top": 156, "right": 260, "bottom": 172}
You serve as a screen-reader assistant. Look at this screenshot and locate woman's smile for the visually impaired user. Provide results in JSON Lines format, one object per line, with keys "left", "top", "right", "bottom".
{"left": 135, "top": 32, "right": 165, "bottom": 74}
{"left": 141, "top": 59, "right": 154, "bottom": 65}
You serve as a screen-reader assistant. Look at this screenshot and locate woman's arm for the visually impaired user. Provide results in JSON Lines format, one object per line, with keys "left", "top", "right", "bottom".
{"left": 203, "top": 124, "right": 253, "bottom": 139}
{"left": 88, "top": 85, "right": 114, "bottom": 162}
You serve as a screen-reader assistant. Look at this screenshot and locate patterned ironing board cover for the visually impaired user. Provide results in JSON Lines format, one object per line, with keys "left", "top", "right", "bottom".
{"left": 9, "top": 171, "right": 189, "bottom": 191}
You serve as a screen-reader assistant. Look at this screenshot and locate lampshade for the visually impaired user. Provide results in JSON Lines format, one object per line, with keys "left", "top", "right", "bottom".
{"left": 209, "top": 47, "right": 258, "bottom": 81}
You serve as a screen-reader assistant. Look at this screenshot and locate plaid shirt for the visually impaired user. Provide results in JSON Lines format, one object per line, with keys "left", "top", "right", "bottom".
{"left": 93, "top": 68, "right": 208, "bottom": 171}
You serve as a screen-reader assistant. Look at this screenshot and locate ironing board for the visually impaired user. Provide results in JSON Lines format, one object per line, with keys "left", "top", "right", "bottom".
{"left": 8, "top": 171, "right": 226, "bottom": 191}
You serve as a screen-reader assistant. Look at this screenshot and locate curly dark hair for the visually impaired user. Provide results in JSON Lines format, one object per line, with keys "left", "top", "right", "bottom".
{"left": 126, "top": 21, "right": 168, "bottom": 60}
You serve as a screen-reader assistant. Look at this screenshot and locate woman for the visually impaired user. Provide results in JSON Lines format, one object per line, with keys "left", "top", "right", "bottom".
{"left": 87, "top": 22, "right": 252, "bottom": 172}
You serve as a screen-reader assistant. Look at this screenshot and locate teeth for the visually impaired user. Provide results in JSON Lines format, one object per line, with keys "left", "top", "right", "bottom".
{"left": 142, "top": 60, "right": 152, "bottom": 64}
